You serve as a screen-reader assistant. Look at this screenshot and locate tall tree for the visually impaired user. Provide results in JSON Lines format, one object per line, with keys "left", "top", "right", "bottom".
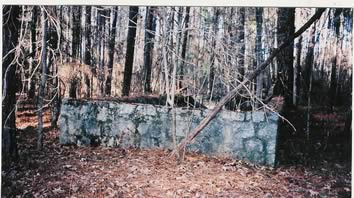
{"left": 143, "top": 6, "right": 157, "bottom": 94}
{"left": 122, "top": 6, "right": 139, "bottom": 96}
{"left": 97, "top": 7, "right": 106, "bottom": 96}
{"left": 329, "top": 8, "right": 343, "bottom": 109}
{"left": 80, "top": 6, "right": 86, "bottom": 63}
{"left": 236, "top": 8, "right": 245, "bottom": 80}
{"left": 105, "top": 6, "right": 119, "bottom": 96}
{"left": 275, "top": 8, "right": 295, "bottom": 105}
{"left": 178, "top": 7, "right": 191, "bottom": 90}
{"left": 47, "top": 8, "right": 60, "bottom": 128}
{"left": 208, "top": 8, "right": 220, "bottom": 96}
{"left": 85, "top": 6, "right": 93, "bottom": 97}
{"left": 72, "top": 6, "right": 81, "bottom": 60}
{"left": 255, "top": 8, "right": 264, "bottom": 106}
{"left": 28, "top": 6, "right": 38, "bottom": 99}
{"left": 37, "top": 6, "right": 48, "bottom": 150}
{"left": 2, "top": 5, "right": 21, "bottom": 162}
{"left": 293, "top": 35, "right": 303, "bottom": 106}
{"left": 84, "top": 6, "right": 92, "bottom": 65}
{"left": 304, "top": 17, "right": 317, "bottom": 140}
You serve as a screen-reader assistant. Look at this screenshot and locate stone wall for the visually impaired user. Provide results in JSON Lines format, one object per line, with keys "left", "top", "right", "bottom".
{"left": 59, "top": 99, "right": 280, "bottom": 166}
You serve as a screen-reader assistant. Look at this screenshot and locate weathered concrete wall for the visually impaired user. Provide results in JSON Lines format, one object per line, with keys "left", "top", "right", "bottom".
{"left": 59, "top": 99, "right": 280, "bottom": 166}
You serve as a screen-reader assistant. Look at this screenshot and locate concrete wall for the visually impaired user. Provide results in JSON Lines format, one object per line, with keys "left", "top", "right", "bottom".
{"left": 59, "top": 99, "right": 280, "bottom": 166}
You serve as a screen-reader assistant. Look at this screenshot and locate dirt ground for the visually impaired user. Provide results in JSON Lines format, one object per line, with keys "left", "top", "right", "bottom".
{"left": 1, "top": 107, "right": 351, "bottom": 197}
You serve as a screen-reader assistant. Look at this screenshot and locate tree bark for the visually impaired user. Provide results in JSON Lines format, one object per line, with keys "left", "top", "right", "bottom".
{"left": 236, "top": 8, "right": 245, "bottom": 80}
{"left": 97, "top": 7, "right": 107, "bottom": 97}
{"left": 329, "top": 8, "right": 342, "bottom": 110}
{"left": 143, "top": 6, "right": 156, "bottom": 94}
{"left": 28, "top": 6, "right": 38, "bottom": 99}
{"left": 122, "top": 6, "right": 139, "bottom": 96}
{"left": 84, "top": 6, "right": 92, "bottom": 66}
{"left": 172, "top": 8, "right": 326, "bottom": 155}
{"left": 80, "top": 6, "right": 86, "bottom": 63}
{"left": 255, "top": 8, "right": 264, "bottom": 107}
{"left": 105, "top": 6, "right": 118, "bottom": 96}
{"left": 305, "top": 19, "right": 317, "bottom": 140}
{"left": 2, "top": 5, "right": 21, "bottom": 162}
{"left": 208, "top": 8, "right": 220, "bottom": 96}
{"left": 72, "top": 6, "right": 81, "bottom": 60}
{"left": 37, "top": 6, "right": 48, "bottom": 150}
{"left": 48, "top": 8, "right": 60, "bottom": 128}
{"left": 293, "top": 35, "right": 302, "bottom": 106}
{"left": 275, "top": 8, "right": 295, "bottom": 105}
{"left": 178, "top": 7, "right": 190, "bottom": 90}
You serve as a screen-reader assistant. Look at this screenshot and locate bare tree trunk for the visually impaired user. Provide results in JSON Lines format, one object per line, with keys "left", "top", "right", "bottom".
{"left": 48, "top": 8, "right": 60, "bottom": 128}
{"left": 105, "top": 6, "right": 118, "bottom": 96}
{"left": 276, "top": 8, "right": 295, "bottom": 105}
{"left": 236, "top": 8, "right": 245, "bottom": 80}
{"left": 304, "top": 17, "right": 317, "bottom": 140}
{"left": 172, "top": 9, "right": 326, "bottom": 155}
{"left": 37, "top": 6, "right": 48, "bottom": 150}
{"left": 84, "top": 6, "right": 92, "bottom": 66}
{"left": 67, "top": 6, "right": 73, "bottom": 62}
{"left": 2, "top": 5, "right": 21, "bottom": 162}
{"left": 178, "top": 7, "right": 190, "bottom": 91}
{"left": 306, "top": 66, "right": 313, "bottom": 140}
{"left": 329, "top": 8, "right": 342, "bottom": 110}
{"left": 255, "top": 8, "right": 264, "bottom": 107}
{"left": 171, "top": 7, "right": 183, "bottom": 163}
{"left": 143, "top": 6, "right": 156, "bottom": 94}
{"left": 97, "top": 7, "right": 106, "bottom": 97}
{"left": 72, "top": 6, "right": 81, "bottom": 60}
{"left": 208, "top": 8, "right": 220, "bottom": 96}
{"left": 85, "top": 6, "right": 92, "bottom": 97}
{"left": 80, "top": 6, "right": 86, "bottom": 63}
{"left": 122, "top": 6, "right": 139, "bottom": 96}
{"left": 293, "top": 35, "right": 302, "bottom": 106}
{"left": 28, "top": 6, "right": 38, "bottom": 100}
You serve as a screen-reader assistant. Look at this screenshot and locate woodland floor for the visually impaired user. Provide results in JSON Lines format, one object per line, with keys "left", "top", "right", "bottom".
{"left": 1, "top": 104, "right": 352, "bottom": 197}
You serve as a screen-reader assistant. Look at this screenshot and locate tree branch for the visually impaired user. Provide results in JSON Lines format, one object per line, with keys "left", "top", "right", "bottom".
{"left": 171, "top": 8, "right": 326, "bottom": 156}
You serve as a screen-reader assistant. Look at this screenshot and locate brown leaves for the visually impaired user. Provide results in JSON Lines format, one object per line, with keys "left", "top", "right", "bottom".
{"left": 2, "top": 108, "right": 351, "bottom": 197}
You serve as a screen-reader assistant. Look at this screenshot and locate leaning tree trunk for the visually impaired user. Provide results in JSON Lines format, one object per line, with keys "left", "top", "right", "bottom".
{"left": 171, "top": 9, "right": 326, "bottom": 156}
{"left": 122, "top": 6, "right": 139, "bottom": 96}
{"left": 275, "top": 8, "right": 295, "bottom": 105}
{"left": 2, "top": 5, "right": 21, "bottom": 162}
{"left": 143, "top": 6, "right": 157, "bottom": 94}
{"left": 37, "top": 6, "right": 48, "bottom": 150}
{"left": 105, "top": 6, "right": 118, "bottom": 96}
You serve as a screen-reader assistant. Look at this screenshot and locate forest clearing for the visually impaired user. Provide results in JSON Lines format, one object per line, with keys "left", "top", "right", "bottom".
{"left": 2, "top": 5, "right": 353, "bottom": 197}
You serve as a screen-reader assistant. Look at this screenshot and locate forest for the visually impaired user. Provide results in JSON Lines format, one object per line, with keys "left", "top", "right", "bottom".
{"left": 2, "top": 5, "right": 353, "bottom": 197}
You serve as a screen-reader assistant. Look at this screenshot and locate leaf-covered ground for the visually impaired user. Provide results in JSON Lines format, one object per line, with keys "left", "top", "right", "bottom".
{"left": 1, "top": 107, "right": 351, "bottom": 197}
